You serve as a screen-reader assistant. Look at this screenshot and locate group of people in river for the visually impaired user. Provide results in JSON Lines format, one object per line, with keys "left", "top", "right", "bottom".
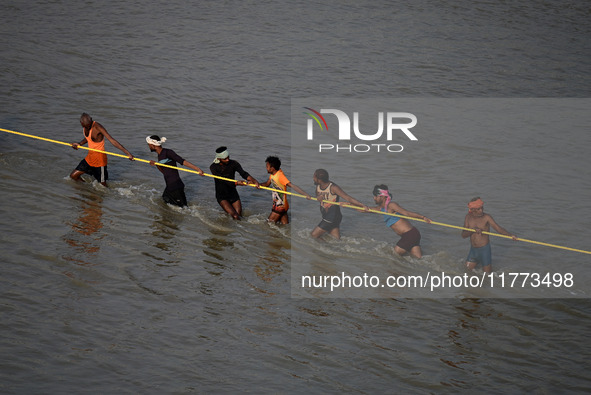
{"left": 70, "top": 113, "right": 518, "bottom": 272}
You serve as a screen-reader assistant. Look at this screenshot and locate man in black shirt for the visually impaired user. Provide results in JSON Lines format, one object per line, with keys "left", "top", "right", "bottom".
{"left": 209, "top": 146, "right": 259, "bottom": 219}
{"left": 146, "top": 135, "right": 204, "bottom": 207}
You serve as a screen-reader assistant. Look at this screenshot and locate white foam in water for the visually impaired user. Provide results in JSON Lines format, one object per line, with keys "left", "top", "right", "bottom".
{"left": 185, "top": 204, "right": 235, "bottom": 232}
{"left": 114, "top": 186, "right": 137, "bottom": 198}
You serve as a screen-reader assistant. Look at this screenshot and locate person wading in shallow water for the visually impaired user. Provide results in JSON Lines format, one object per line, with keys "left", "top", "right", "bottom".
{"left": 209, "top": 146, "right": 259, "bottom": 220}
{"left": 259, "top": 156, "right": 311, "bottom": 225}
{"left": 146, "top": 135, "right": 204, "bottom": 208}
{"left": 369, "top": 184, "right": 431, "bottom": 258}
{"left": 70, "top": 113, "right": 134, "bottom": 186}
{"left": 310, "top": 168, "right": 367, "bottom": 241}
{"left": 462, "top": 197, "right": 517, "bottom": 273}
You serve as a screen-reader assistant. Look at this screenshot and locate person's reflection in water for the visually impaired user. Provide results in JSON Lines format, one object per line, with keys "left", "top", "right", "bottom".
{"left": 143, "top": 204, "right": 183, "bottom": 264}
{"left": 62, "top": 192, "right": 104, "bottom": 276}
{"left": 254, "top": 235, "right": 291, "bottom": 284}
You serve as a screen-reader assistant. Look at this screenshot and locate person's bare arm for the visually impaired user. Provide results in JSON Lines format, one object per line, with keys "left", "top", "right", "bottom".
{"left": 462, "top": 214, "right": 475, "bottom": 238}
{"left": 182, "top": 160, "right": 204, "bottom": 175}
{"left": 389, "top": 201, "right": 431, "bottom": 223}
{"left": 246, "top": 175, "right": 260, "bottom": 188}
{"left": 287, "top": 182, "right": 312, "bottom": 199}
{"left": 100, "top": 125, "right": 134, "bottom": 160}
{"left": 488, "top": 214, "right": 518, "bottom": 240}
{"left": 332, "top": 184, "right": 368, "bottom": 210}
{"left": 71, "top": 137, "right": 87, "bottom": 149}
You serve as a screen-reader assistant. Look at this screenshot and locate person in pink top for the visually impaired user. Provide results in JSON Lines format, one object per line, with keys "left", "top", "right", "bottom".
{"left": 70, "top": 113, "right": 134, "bottom": 186}
{"left": 259, "top": 156, "right": 311, "bottom": 224}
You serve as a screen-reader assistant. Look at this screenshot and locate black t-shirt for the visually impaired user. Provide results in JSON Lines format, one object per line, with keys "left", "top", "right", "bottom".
{"left": 157, "top": 148, "right": 185, "bottom": 192}
{"left": 209, "top": 159, "right": 251, "bottom": 200}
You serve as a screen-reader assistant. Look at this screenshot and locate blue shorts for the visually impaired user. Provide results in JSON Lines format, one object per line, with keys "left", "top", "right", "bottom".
{"left": 466, "top": 244, "right": 492, "bottom": 268}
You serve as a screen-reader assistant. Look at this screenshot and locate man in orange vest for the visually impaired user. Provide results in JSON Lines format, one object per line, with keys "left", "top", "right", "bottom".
{"left": 70, "top": 113, "right": 134, "bottom": 186}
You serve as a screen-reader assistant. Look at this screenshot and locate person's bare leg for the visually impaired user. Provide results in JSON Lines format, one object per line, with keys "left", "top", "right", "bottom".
{"left": 219, "top": 200, "right": 240, "bottom": 220}
{"left": 70, "top": 170, "right": 85, "bottom": 182}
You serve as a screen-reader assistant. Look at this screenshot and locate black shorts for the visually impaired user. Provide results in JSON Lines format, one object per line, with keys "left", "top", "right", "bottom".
{"left": 317, "top": 206, "right": 343, "bottom": 232}
{"left": 163, "top": 188, "right": 187, "bottom": 207}
{"left": 216, "top": 188, "right": 240, "bottom": 205}
{"left": 396, "top": 227, "right": 421, "bottom": 251}
{"left": 75, "top": 159, "right": 108, "bottom": 183}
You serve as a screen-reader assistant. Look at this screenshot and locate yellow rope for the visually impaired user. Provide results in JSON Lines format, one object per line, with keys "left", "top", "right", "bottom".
{"left": 2, "top": 127, "right": 590, "bottom": 255}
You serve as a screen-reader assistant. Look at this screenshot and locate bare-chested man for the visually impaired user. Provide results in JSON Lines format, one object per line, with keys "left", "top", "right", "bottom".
{"left": 461, "top": 197, "right": 518, "bottom": 273}
{"left": 70, "top": 113, "right": 134, "bottom": 186}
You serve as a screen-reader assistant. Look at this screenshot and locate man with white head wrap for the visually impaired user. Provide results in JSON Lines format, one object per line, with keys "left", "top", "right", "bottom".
{"left": 209, "top": 146, "right": 259, "bottom": 220}
{"left": 146, "top": 135, "right": 204, "bottom": 207}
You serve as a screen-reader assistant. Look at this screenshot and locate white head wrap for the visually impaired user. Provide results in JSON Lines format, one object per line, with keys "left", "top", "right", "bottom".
{"left": 146, "top": 136, "right": 167, "bottom": 146}
{"left": 213, "top": 149, "right": 229, "bottom": 164}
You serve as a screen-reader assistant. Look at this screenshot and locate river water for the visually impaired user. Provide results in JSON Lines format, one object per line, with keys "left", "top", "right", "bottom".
{"left": 1, "top": 0, "right": 590, "bottom": 393}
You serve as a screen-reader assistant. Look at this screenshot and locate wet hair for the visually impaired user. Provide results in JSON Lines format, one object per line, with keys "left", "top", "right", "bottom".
{"left": 265, "top": 156, "right": 281, "bottom": 170}
{"left": 373, "top": 184, "right": 392, "bottom": 198}
{"left": 216, "top": 146, "right": 227, "bottom": 153}
{"left": 470, "top": 196, "right": 481, "bottom": 202}
{"left": 149, "top": 135, "right": 161, "bottom": 142}
{"left": 314, "top": 169, "right": 329, "bottom": 182}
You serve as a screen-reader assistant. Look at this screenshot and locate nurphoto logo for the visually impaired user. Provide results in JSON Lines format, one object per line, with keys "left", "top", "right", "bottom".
{"left": 303, "top": 107, "right": 418, "bottom": 153}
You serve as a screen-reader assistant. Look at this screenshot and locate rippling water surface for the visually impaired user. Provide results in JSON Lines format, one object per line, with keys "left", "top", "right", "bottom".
{"left": 1, "top": 1, "right": 590, "bottom": 393}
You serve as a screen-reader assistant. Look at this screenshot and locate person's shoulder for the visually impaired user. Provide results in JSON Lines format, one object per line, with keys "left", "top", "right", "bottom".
{"left": 279, "top": 169, "right": 290, "bottom": 181}
{"left": 483, "top": 213, "right": 498, "bottom": 224}
{"left": 329, "top": 182, "right": 341, "bottom": 192}
{"left": 94, "top": 121, "right": 107, "bottom": 132}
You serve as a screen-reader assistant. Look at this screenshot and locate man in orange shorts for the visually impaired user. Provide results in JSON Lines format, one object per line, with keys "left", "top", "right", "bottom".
{"left": 70, "top": 113, "right": 134, "bottom": 186}
{"left": 259, "top": 156, "right": 311, "bottom": 224}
